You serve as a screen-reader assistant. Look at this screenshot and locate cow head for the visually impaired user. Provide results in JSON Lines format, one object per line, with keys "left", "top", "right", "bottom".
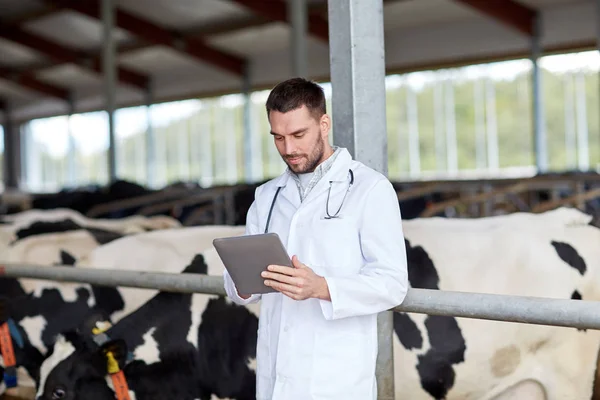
{"left": 36, "top": 332, "right": 127, "bottom": 400}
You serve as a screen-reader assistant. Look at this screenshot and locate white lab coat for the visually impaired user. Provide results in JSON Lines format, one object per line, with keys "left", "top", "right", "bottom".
{"left": 224, "top": 148, "right": 408, "bottom": 400}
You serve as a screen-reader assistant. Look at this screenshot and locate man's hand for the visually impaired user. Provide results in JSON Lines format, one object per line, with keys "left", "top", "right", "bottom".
{"left": 261, "top": 255, "right": 330, "bottom": 301}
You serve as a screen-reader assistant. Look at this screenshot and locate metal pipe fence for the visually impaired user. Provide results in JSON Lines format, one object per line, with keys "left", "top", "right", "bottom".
{"left": 3, "top": 263, "right": 600, "bottom": 330}
{"left": 3, "top": 261, "right": 600, "bottom": 399}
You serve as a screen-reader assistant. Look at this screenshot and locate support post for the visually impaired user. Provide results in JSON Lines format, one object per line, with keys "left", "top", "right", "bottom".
{"left": 597, "top": 0, "right": 600, "bottom": 170}
{"left": 145, "top": 85, "right": 155, "bottom": 187}
{"left": 327, "top": 1, "right": 394, "bottom": 399}
{"left": 102, "top": 0, "right": 117, "bottom": 183}
{"left": 243, "top": 63, "right": 254, "bottom": 183}
{"left": 288, "top": 0, "right": 308, "bottom": 77}
{"left": 576, "top": 68, "right": 589, "bottom": 171}
{"left": 1, "top": 104, "right": 21, "bottom": 190}
{"left": 67, "top": 99, "right": 76, "bottom": 186}
{"left": 564, "top": 73, "right": 576, "bottom": 170}
{"left": 531, "top": 12, "right": 547, "bottom": 172}
{"left": 485, "top": 77, "right": 499, "bottom": 171}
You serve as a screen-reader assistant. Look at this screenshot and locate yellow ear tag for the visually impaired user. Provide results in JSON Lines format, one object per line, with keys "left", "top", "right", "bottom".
{"left": 106, "top": 351, "right": 120, "bottom": 375}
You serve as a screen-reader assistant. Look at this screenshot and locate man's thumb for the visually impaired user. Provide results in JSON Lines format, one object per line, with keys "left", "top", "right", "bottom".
{"left": 292, "top": 255, "right": 304, "bottom": 268}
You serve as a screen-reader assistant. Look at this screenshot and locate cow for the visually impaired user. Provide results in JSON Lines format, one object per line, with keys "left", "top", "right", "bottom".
{"left": 0, "top": 225, "right": 245, "bottom": 397}
{"left": 29, "top": 207, "right": 600, "bottom": 399}
{"left": 1, "top": 208, "right": 181, "bottom": 234}
{"left": 35, "top": 252, "right": 258, "bottom": 400}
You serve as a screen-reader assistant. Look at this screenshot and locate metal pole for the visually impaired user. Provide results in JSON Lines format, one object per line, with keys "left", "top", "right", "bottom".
{"left": 288, "top": 0, "right": 307, "bottom": 77}
{"left": 67, "top": 100, "right": 76, "bottom": 186}
{"left": 102, "top": 0, "right": 117, "bottom": 183}
{"left": 445, "top": 78, "right": 458, "bottom": 175}
{"left": 327, "top": 1, "right": 393, "bottom": 398}
{"left": 597, "top": 0, "right": 600, "bottom": 170}
{"left": 242, "top": 63, "right": 254, "bottom": 183}
{"left": 1, "top": 104, "right": 20, "bottom": 190}
{"left": 407, "top": 83, "right": 420, "bottom": 177}
{"left": 145, "top": 85, "right": 155, "bottom": 187}
{"left": 474, "top": 76, "right": 486, "bottom": 170}
{"left": 531, "top": 12, "right": 547, "bottom": 173}
{"left": 575, "top": 68, "right": 589, "bottom": 171}
{"left": 4, "top": 263, "right": 600, "bottom": 331}
{"left": 485, "top": 77, "right": 499, "bottom": 171}
{"left": 564, "top": 72, "right": 576, "bottom": 170}
{"left": 434, "top": 78, "right": 445, "bottom": 172}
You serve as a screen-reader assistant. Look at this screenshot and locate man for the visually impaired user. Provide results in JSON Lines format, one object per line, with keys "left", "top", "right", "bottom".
{"left": 223, "top": 77, "right": 408, "bottom": 400}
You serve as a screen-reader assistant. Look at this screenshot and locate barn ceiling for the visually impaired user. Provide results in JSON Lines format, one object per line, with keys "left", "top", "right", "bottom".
{"left": 0, "top": 0, "right": 595, "bottom": 124}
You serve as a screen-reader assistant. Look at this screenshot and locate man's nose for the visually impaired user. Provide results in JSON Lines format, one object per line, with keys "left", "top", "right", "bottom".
{"left": 284, "top": 139, "right": 296, "bottom": 155}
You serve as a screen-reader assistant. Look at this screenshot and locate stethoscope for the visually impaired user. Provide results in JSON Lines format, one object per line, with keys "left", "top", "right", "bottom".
{"left": 264, "top": 169, "right": 354, "bottom": 233}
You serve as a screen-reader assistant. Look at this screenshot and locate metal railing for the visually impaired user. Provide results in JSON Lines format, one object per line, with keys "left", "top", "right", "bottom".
{"left": 2, "top": 262, "right": 600, "bottom": 398}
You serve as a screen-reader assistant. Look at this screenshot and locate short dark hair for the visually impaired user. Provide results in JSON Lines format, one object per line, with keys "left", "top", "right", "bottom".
{"left": 265, "top": 77, "right": 326, "bottom": 121}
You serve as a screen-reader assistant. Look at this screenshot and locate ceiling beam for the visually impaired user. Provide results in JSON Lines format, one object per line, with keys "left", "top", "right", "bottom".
{"left": 0, "top": 25, "right": 149, "bottom": 90}
{"left": 231, "top": 0, "right": 329, "bottom": 42}
{"left": 45, "top": 0, "right": 246, "bottom": 76}
{"left": 0, "top": 68, "right": 70, "bottom": 100}
{"left": 453, "top": 0, "right": 535, "bottom": 36}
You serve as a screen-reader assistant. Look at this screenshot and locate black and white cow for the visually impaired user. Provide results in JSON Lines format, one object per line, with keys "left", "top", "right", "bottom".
{"left": 35, "top": 253, "right": 258, "bottom": 400}
{"left": 26, "top": 208, "right": 600, "bottom": 399}
{"left": 0, "top": 224, "right": 243, "bottom": 396}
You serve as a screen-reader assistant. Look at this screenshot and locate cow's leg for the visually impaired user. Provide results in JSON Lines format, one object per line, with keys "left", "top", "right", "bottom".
{"left": 488, "top": 379, "right": 546, "bottom": 400}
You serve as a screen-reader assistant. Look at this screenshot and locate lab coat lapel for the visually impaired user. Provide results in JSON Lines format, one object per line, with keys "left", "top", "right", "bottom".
{"left": 274, "top": 170, "right": 301, "bottom": 210}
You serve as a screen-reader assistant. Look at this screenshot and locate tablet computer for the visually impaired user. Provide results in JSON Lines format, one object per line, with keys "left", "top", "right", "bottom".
{"left": 213, "top": 232, "right": 293, "bottom": 295}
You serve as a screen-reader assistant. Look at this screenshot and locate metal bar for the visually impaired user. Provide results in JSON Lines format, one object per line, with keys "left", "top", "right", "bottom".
{"left": 445, "top": 77, "right": 458, "bottom": 175}
{"left": 486, "top": 77, "right": 499, "bottom": 170}
{"left": 564, "top": 72, "right": 576, "bottom": 170}
{"left": 576, "top": 68, "right": 589, "bottom": 171}
{"left": 474, "top": 76, "right": 486, "bottom": 170}
{"left": 1, "top": 104, "right": 20, "bottom": 190}
{"left": 288, "top": 0, "right": 308, "bottom": 77}
{"left": 0, "top": 264, "right": 226, "bottom": 296}
{"left": 531, "top": 12, "right": 547, "bottom": 172}
{"left": 145, "top": 86, "right": 155, "bottom": 187}
{"left": 327, "top": 1, "right": 392, "bottom": 398}
{"left": 433, "top": 78, "right": 445, "bottom": 171}
{"left": 396, "top": 288, "right": 600, "bottom": 331}
{"left": 67, "top": 100, "right": 76, "bottom": 185}
{"left": 102, "top": 0, "right": 117, "bottom": 183}
{"left": 407, "top": 83, "right": 420, "bottom": 177}
{"left": 242, "top": 63, "right": 254, "bottom": 183}
{"left": 4, "top": 263, "right": 600, "bottom": 331}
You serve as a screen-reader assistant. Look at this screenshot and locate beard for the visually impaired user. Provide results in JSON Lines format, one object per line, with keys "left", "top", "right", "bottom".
{"left": 283, "top": 134, "right": 326, "bottom": 174}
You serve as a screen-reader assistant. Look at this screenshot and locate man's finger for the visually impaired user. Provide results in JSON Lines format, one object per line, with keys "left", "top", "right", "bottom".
{"left": 292, "top": 255, "right": 307, "bottom": 269}
{"left": 262, "top": 271, "right": 301, "bottom": 286}
{"left": 265, "top": 279, "right": 301, "bottom": 294}
{"left": 267, "top": 264, "right": 301, "bottom": 275}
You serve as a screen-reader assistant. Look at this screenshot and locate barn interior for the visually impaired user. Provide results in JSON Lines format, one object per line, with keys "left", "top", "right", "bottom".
{"left": 2, "top": 0, "right": 600, "bottom": 399}
{"left": 0, "top": 0, "right": 599, "bottom": 221}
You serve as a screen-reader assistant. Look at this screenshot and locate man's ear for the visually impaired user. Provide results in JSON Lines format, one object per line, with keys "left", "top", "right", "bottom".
{"left": 319, "top": 113, "right": 330, "bottom": 137}
{"left": 100, "top": 339, "right": 128, "bottom": 372}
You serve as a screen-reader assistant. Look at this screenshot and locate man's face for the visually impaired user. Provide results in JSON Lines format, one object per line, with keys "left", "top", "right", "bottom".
{"left": 269, "top": 105, "right": 330, "bottom": 174}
